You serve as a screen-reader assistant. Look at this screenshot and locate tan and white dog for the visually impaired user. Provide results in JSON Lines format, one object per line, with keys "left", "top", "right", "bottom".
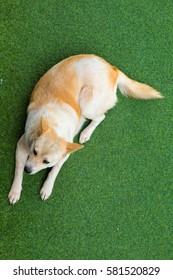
{"left": 8, "top": 54, "right": 162, "bottom": 204}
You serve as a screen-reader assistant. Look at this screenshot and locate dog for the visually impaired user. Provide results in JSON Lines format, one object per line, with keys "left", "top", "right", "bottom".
{"left": 8, "top": 54, "right": 162, "bottom": 204}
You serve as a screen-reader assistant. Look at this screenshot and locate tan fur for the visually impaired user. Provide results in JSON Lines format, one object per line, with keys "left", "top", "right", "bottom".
{"left": 9, "top": 54, "right": 162, "bottom": 204}
{"left": 41, "top": 117, "right": 50, "bottom": 133}
{"left": 28, "top": 56, "right": 86, "bottom": 117}
{"left": 110, "top": 66, "right": 118, "bottom": 87}
{"left": 66, "top": 142, "right": 84, "bottom": 153}
{"left": 117, "top": 70, "right": 163, "bottom": 99}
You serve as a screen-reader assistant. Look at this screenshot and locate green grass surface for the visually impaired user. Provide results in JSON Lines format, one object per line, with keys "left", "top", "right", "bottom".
{"left": 0, "top": 0, "right": 173, "bottom": 260}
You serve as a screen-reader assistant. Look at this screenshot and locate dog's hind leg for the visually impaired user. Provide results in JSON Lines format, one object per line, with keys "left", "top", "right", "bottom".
{"left": 79, "top": 114, "right": 105, "bottom": 144}
{"left": 8, "top": 135, "right": 29, "bottom": 204}
{"left": 79, "top": 84, "right": 117, "bottom": 144}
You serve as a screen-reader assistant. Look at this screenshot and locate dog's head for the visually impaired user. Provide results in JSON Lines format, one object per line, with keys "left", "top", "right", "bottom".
{"left": 24, "top": 117, "right": 83, "bottom": 174}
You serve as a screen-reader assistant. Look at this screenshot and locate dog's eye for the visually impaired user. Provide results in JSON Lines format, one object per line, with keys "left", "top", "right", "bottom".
{"left": 33, "top": 149, "right": 37, "bottom": 156}
{"left": 43, "top": 159, "right": 50, "bottom": 164}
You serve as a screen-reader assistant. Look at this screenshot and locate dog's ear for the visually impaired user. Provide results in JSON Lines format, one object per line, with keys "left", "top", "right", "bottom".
{"left": 41, "top": 117, "right": 50, "bottom": 134}
{"left": 66, "top": 142, "right": 84, "bottom": 154}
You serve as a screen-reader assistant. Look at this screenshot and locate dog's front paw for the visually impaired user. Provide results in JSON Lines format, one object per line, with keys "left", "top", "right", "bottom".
{"left": 40, "top": 182, "right": 53, "bottom": 201}
{"left": 8, "top": 187, "right": 21, "bottom": 204}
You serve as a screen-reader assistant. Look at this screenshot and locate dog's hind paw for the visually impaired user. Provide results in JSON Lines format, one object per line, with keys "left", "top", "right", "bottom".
{"left": 79, "top": 129, "right": 91, "bottom": 144}
{"left": 8, "top": 189, "right": 21, "bottom": 204}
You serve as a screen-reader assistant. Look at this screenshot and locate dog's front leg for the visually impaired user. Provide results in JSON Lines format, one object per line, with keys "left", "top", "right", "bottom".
{"left": 40, "top": 154, "right": 70, "bottom": 200}
{"left": 8, "top": 135, "right": 29, "bottom": 204}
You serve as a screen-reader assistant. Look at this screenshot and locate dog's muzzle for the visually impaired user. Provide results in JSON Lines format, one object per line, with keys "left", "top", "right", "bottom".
{"left": 24, "top": 166, "right": 32, "bottom": 174}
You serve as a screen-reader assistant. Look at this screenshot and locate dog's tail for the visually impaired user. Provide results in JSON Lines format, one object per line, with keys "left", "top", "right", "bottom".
{"left": 117, "top": 69, "right": 163, "bottom": 99}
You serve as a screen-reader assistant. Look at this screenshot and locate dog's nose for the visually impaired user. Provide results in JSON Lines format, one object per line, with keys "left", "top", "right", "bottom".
{"left": 24, "top": 166, "right": 32, "bottom": 174}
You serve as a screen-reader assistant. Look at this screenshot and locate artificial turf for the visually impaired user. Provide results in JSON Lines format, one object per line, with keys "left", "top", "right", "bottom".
{"left": 0, "top": 0, "right": 173, "bottom": 260}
